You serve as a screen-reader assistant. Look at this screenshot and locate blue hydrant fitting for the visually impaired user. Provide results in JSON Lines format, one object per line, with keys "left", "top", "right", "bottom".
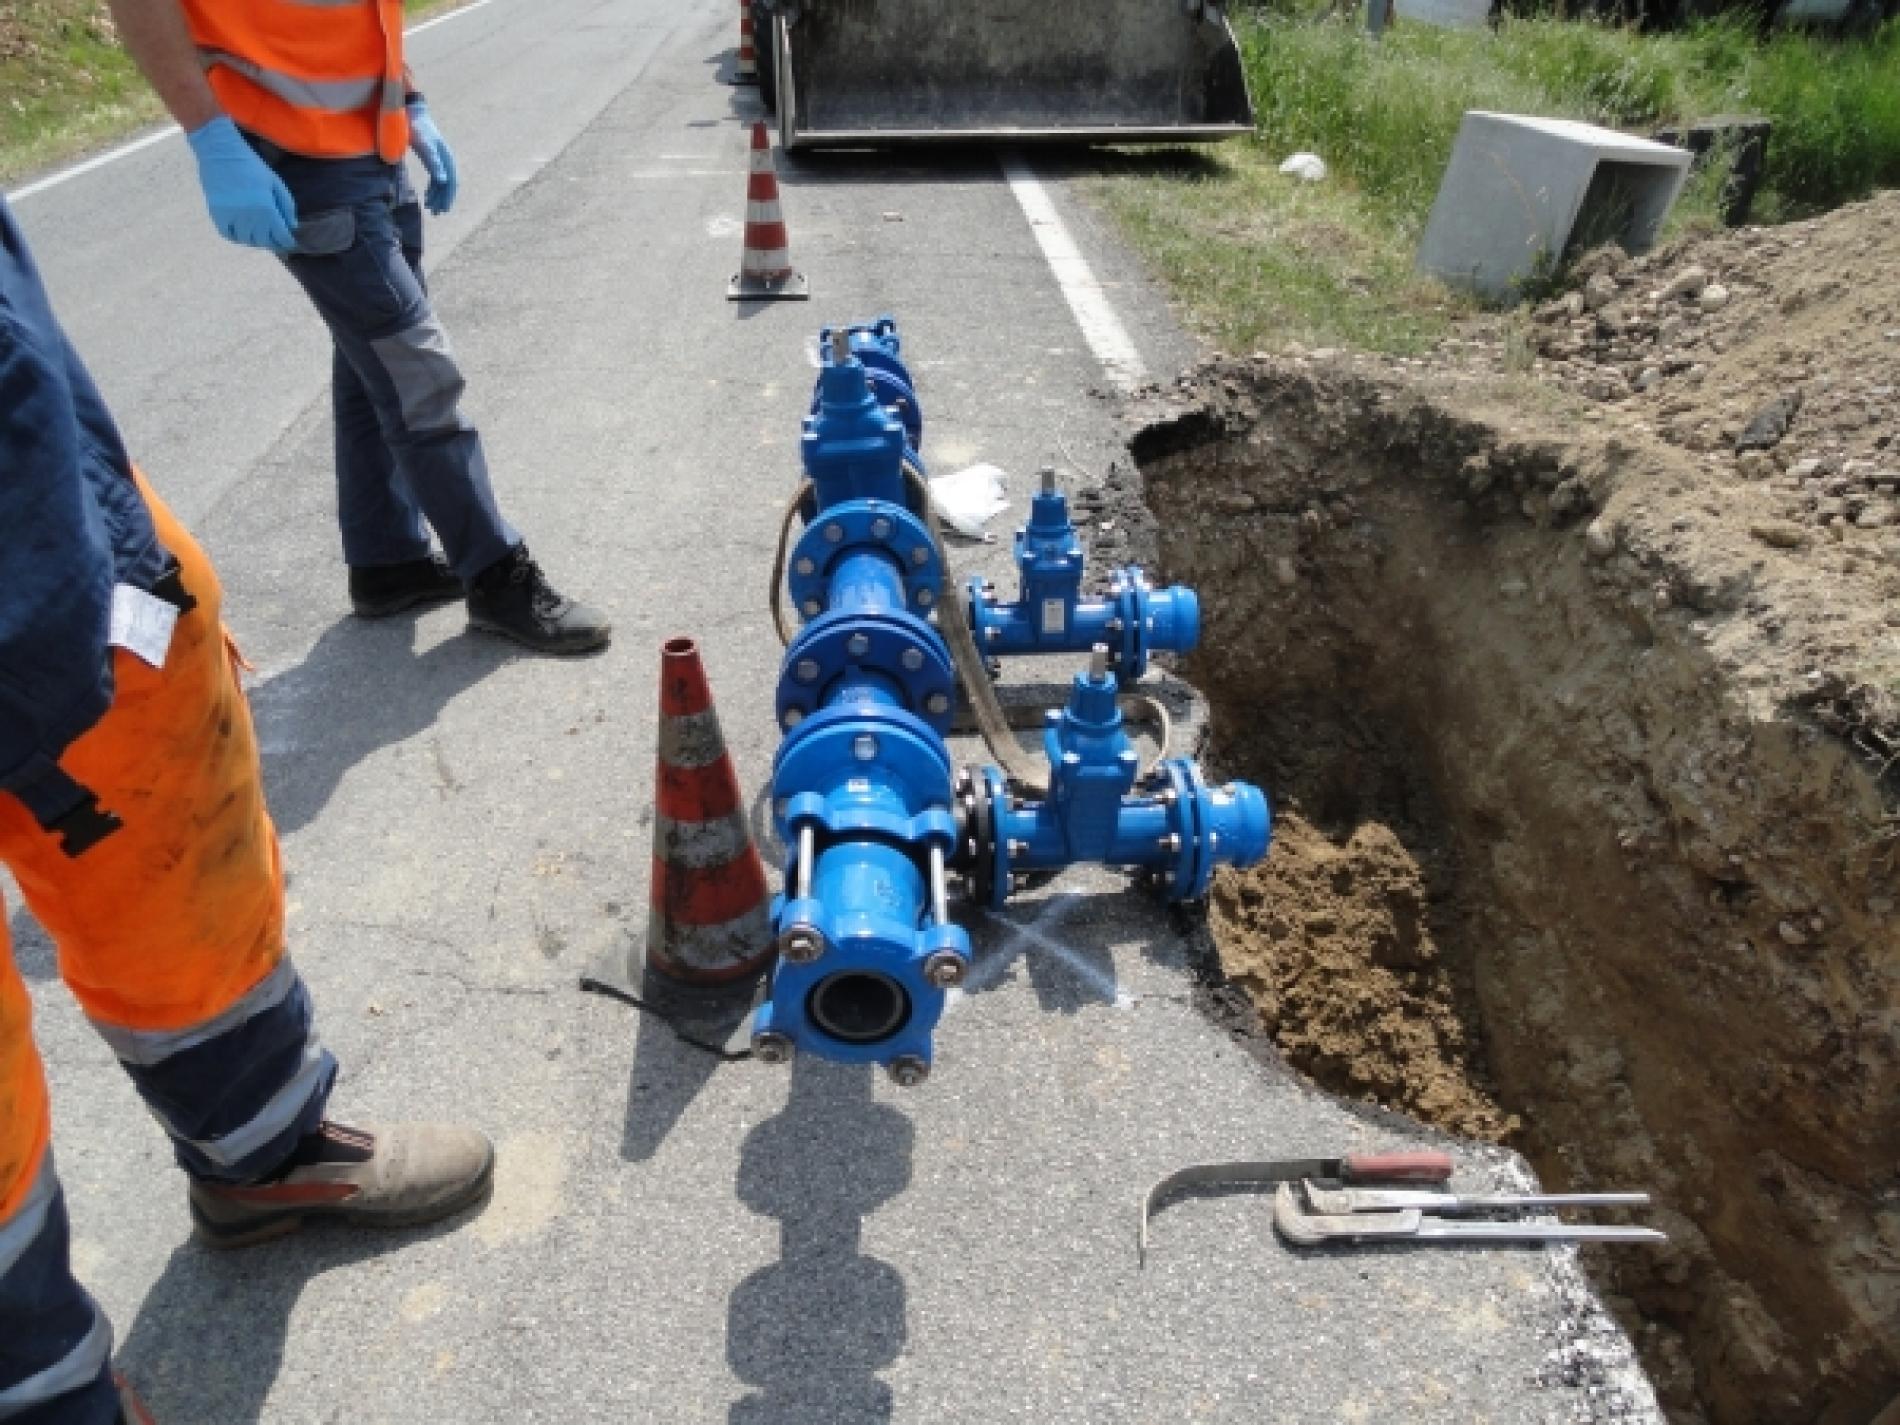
{"left": 967, "top": 466, "right": 1200, "bottom": 678}
{"left": 757, "top": 318, "right": 1271, "bottom": 1084}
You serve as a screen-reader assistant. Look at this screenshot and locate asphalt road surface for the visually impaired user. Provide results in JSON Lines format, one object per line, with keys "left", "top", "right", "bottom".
{"left": 10, "top": 1, "right": 1661, "bottom": 1419}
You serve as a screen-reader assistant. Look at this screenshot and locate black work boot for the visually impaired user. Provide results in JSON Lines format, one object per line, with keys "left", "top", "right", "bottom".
{"left": 348, "top": 553, "right": 463, "bottom": 618}
{"left": 466, "top": 543, "right": 611, "bottom": 655}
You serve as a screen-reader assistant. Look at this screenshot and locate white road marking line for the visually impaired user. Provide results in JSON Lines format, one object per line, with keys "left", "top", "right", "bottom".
{"left": 7, "top": 127, "right": 182, "bottom": 202}
{"left": 1000, "top": 151, "right": 1147, "bottom": 392}
{"left": 7, "top": 0, "right": 500, "bottom": 203}
{"left": 405, "top": 0, "right": 499, "bottom": 37}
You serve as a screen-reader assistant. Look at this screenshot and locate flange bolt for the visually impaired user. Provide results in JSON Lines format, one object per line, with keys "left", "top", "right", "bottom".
{"left": 778, "top": 925, "right": 825, "bottom": 964}
{"left": 888, "top": 1055, "right": 930, "bottom": 1088}
{"left": 923, "top": 952, "right": 966, "bottom": 988}
{"left": 753, "top": 1032, "right": 795, "bottom": 1065}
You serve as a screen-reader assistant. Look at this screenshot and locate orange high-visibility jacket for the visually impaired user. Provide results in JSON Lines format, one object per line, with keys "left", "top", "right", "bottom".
{"left": 181, "top": 0, "right": 409, "bottom": 163}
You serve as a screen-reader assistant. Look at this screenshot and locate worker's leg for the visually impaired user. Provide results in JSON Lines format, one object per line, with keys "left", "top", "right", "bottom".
{"left": 332, "top": 340, "right": 432, "bottom": 570}
{"left": 332, "top": 344, "right": 464, "bottom": 619}
{"left": 263, "top": 148, "right": 609, "bottom": 654}
{"left": 273, "top": 156, "right": 519, "bottom": 585}
{"left": 0, "top": 478, "right": 337, "bottom": 1187}
{"left": 0, "top": 476, "right": 493, "bottom": 1249}
{"left": 0, "top": 910, "right": 119, "bottom": 1425}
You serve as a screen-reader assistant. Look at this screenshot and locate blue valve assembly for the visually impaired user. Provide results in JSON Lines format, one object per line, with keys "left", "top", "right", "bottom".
{"left": 752, "top": 317, "right": 1271, "bottom": 1084}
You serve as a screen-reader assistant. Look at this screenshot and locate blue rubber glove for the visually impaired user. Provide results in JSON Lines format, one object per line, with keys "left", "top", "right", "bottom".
{"left": 186, "top": 117, "right": 298, "bottom": 253}
{"left": 406, "top": 101, "right": 459, "bottom": 216}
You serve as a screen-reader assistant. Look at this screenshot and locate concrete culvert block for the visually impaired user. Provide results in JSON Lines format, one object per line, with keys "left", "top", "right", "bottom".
{"left": 1418, "top": 112, "right": 1693, "bottom": 304}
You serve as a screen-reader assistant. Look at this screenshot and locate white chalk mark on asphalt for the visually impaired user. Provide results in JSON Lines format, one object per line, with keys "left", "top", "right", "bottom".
{"left": 6, "top": 0, "right": 502, "bottom": 203}
{"left": 1000, "top": 152, "right": 1147, "bottom": 392}
{"left": 953, "top": 892, "right": 1135, "bottom": 1010}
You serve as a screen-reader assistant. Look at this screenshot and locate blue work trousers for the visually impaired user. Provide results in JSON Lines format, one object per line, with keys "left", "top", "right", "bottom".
{"left": 256, "top": 143, "right": 519, "bottom": 583}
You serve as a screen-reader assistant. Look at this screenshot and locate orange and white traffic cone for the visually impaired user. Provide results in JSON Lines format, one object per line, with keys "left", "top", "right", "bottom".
{"left": 727, "top": 121, "right": 809, "bottom": 301}
{"left": 639, "top": 637, "right": 774, "bottom": 992}
{"left": 729, "top": 0, "right": 759, "bottom": 85}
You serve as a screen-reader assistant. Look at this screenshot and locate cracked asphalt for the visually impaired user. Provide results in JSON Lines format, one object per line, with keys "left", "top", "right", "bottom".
{"left": 9, "top": 0, "right": 1661, "bottom": 1418}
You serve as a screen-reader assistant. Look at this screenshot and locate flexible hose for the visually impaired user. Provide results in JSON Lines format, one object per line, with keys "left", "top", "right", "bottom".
{"left": 769, "top": 480, "right": 813, "bottom": 649}
{"left": 766, "top": 468, "right": 1176, "bottom": 796}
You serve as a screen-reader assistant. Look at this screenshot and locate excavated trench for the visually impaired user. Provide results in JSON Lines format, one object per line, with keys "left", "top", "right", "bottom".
{"left": 1124, "top": 360, "right": 1899, "bottom": 1425}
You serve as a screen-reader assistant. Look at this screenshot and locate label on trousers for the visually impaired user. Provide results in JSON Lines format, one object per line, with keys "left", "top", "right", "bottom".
{"left": 110, "top": 583, "right": 179, "bottom": 668}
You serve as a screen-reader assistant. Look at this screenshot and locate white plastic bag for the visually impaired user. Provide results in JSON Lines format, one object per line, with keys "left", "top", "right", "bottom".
{"left": 1279, "top": 152, "right": 1327, "bottom": 182}
{"left": 928, "top": 463, "right": 1010, "bottom": 540}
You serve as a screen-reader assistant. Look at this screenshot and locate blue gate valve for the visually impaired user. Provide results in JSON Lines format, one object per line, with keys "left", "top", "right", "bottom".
{"left": 967, "top": 467, "right": 1200, "bottom": 677}
{"left": 808, "top": 316, "right": 925, "bottom": 469}
{"left": 954, "top": 647, "right": 1272, "bottom": 909}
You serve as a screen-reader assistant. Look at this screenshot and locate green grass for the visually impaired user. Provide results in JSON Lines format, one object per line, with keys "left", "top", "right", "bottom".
{"left": 1084, "top": 148, "right": 1473, "bottom": 355}
{"left": 1, "top": 0, "right": 163, "bottom": 185}
{"left": 1088, "top": 11, "right": 1900, "bottom": 353}
{"left": 1, "top": 0, "right": 467, "bottom": 186}
{"left": 1239, "top": 10, "right": 1900, "bottom": 221}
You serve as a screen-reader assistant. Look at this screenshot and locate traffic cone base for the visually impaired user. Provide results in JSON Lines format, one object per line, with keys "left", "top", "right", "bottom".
{"left": 729, "top": 121, "right": 808, "bottom": 301}
{"left": 632, "top": 637, "right": 775, "bottom": 998}
{"left": 727, "top": 271, "right": 810, "bottom": 301}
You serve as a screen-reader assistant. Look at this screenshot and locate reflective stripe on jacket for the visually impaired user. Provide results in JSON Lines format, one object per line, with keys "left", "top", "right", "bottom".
{"left": 181, "top": 0, "right": 410, "bottom": 162}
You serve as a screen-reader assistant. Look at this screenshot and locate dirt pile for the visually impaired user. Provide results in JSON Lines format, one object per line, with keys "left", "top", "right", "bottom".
{"left": 1123, "top": 202, "right": 1900, "bottom": 1425}
{"left": 1525, "top": 192, "right": 1900, "bottom": 561}
{"left": 1209, "top": 759, "right": 1518, "bottom": 1140}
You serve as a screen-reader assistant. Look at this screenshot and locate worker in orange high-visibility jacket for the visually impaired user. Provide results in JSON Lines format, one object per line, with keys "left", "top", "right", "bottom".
{"left": 104, "top": 0, "right": 612, "bottom": 656}
{"left": 0, "top": 196, "right": 496, "bottom": 1425}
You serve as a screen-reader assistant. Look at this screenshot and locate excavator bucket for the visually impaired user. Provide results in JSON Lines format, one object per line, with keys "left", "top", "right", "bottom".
{"left": 760, "top": 0, "right": 1255, "bottom": 151}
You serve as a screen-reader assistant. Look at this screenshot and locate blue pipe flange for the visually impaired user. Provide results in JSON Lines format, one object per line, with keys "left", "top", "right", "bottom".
{"left": 1105, "top": 570, "right": 1202, "bottom": 680}
{"left": 778, "top": 792, "right": 959, "bottom": 862}
{"left": 749, "top": 915, "right": 968, "bottom": 1069}
{"left": 776, "top": 612, "right": 956, "bottom": 734}
{"left": 772, "top": 703, "right": 956, "bottom": 823}
{"left": 952, "top": 764, "right": 1015, "bottom": 911}
{"left": 785, "top": 499, "right": 942, "bottom": 620}
{"left": 1152, "top": 758, "right": 1273, "bottom": 901}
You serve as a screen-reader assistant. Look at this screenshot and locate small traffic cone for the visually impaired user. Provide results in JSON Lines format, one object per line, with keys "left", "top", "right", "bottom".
{"left": 638, "top": 637, "right": 774, "bottom": 993}
{"left": 728, "top": 121, "right": 809, "bottom": 301}
{"left": 728, "top": 0, "right": 759, "bottom": 85}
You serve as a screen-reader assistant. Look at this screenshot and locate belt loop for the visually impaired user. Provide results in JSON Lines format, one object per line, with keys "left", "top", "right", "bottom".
{"left": 8, "top": 758, "right": 123, "bottom": 858}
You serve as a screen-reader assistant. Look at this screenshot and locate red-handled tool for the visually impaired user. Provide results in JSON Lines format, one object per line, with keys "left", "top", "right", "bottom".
{"left": 1138, "top": 1150, "right": 1455, "bottom": 1265}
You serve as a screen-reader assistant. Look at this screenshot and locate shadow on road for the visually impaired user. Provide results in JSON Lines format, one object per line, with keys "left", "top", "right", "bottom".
{"left": 248, "top": 615, "right": 519, "bottom": 836}
{"left": 116, "top": 1207, "right": 481, "bottom": 1424}
{"left": 618, "top": 988, "right": 735, "bottom": 1164}
{"left": 727, "top": 1061, "right": 912, "bottom": 1425}
{"left": 776, "top": 143, "right": 1226, "bottom": 190}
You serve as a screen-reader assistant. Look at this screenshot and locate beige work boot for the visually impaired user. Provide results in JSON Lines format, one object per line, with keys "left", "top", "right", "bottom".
{"left": 188, "top": 1121, "right": 495, "bottom": 1249}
